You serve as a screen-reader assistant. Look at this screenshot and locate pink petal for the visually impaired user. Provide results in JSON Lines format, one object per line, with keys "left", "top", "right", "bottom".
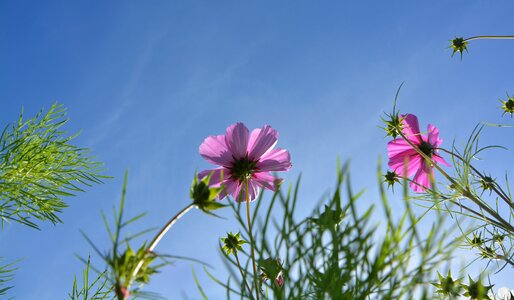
{"left": 427, "top": 124, "right": 443, "bottom": 147}
{"left": 387, "top": 139, "right": 419, "bottom": 158}
{"left": 410, "top": 161, "right": 432, "bottom": 192}
{"left": 257, "top": 148, "right": 292, "bottom": 172}
{"left": 232, "top": 182, "right": 243, "bottom": 201}
{"left": 232, "top": 180, "right": 260, "bottom": 202}
{"left": 433, "top": 154, "right": 450, "bottom": 166}
{"left": 248, "top": 181, "right": 260, "bottom": 201}
{"left": 248, "top": 125, "right": 278, "bottom": 161}
{"left": 401, "top": 114, "right": 422, "bottom": 143}
{"left": 199, "top": 135, "right": 233, "bottom": 167}
{"left": 248, "top": 128, "right": 261, "bottom": 151}
{"left": 388, "top": 154, "right": 422, "bottom": 178}
{"left": 225, "top": 123, "right": 249, "bottom": 160}
{"left": 199, "top": 167, "right": 230, "bottom": 187}
{"left": 218, "top": 179, "right": 238, "bottom": 200}
{"left": 252, "top": 172, "right": 280, "bottom": 191}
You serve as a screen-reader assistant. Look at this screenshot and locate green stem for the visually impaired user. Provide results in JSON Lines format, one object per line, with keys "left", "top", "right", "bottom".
{"left": 130, "top": 203, "right": 196, "bottom": 285}
{"left": 235, "top": 252, "right": 255, "bottom": 300}
{"left": 497, "top": 242, "right": 514, "bottom": 268}
{"left": 396, "top": 129, "right": 514, "bottom": 234}
{"left": 439, "top": 148, "right": 514, "bottom": 210}
{"left": 245, "top": 179, "right": 260, "bottom": 300}
{"left": 447, "top": 198, "right": 506, "bottom": 230}
{"left": 465, "top": 35, "right": 514, "bottom": 41}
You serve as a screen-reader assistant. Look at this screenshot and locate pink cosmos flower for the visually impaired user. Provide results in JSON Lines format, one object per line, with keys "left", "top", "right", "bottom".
{"left": 199, "top": 122, "right": 292, "bottom": 201}
{"left": 387, "top": 114, "right": 450, "bottom": 193}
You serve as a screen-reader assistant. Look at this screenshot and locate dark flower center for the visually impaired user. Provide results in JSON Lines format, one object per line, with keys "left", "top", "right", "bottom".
{"left": 418, "top": 141, "right": 434, "bottom": 157}
{"left": 231, "top": 155, "right": 257, "bottom": 181}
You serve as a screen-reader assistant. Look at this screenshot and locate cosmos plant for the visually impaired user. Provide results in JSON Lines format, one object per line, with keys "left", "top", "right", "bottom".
{"left": 382, "top": 86, "right": 514, "bottom": 298}
{"left": 3, "top": 34, "right": 514, "bottom": 300}
{"left": 198, "top": 122, "right": 291, "bottom": 300}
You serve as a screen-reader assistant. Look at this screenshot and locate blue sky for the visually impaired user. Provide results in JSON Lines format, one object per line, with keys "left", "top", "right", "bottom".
{"left": 2, "top": 1, "right": 514, "bottom": 299}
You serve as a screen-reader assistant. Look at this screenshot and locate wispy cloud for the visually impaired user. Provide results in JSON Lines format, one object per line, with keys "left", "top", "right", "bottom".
{"left": 86, "top": 30, "right": 168, "bottom": 147}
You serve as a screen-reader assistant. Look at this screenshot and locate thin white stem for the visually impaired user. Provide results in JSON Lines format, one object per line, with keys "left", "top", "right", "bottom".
{"left": 130, "top": 203, "right": 196, "bottom": 283}
{"left": 465, "top": 35, "right": 514, "bottom": 41}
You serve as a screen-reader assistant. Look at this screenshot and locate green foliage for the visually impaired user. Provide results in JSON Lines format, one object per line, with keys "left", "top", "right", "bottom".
{"left": 79, "top": 172, "right": 212, "bottom": 300}
{"left": 309, "top": 204, "right": 344, "bottom": 231}
{"left": 206, "top": 162, "right": 458, "bottom": 299}
{"left": 258, "top": 257, "right": 283, "bottom": 288}
{"left": 0, "top": 258, "right": 16, "bottom": 298}
{"left": 425, "top": 123, "right": 514, "bottom": 270}
{"left": 113, "top": 243, "right": 159, "bottom": 286}
{"left": 0, "top": 103, "right": 106, "bottom": 229}
{"left": 68, "top": 257, "right": 112, "bottom": 300}
{"left": 80, "top": 172, "right": 166, "bottom": 300}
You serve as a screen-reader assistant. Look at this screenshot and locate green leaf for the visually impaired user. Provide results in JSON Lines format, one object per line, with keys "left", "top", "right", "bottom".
{"left": 0, "top": 103, "right": 108, "bottom": 229}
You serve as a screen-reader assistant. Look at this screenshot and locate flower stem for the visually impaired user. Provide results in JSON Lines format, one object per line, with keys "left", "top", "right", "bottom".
{"left": 465, "top": 35, "right": 514, "bottom": 42}
{"left": 396, "top": 130, "right": 514, "bottom": 234}
{"left": 245, "top": 179, "right": 260, "bottom": 300}
{"left": 235, "top": 252, "right": 255, "bottom": 300}
{"left": 438, "top": 148, "right": 514, "bottom": 210}
{"left": 130, "top": 203, "right": 196, "bottom": 284}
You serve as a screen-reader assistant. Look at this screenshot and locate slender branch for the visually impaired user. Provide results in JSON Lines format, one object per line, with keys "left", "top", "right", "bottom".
{"left": 439, "top": 148, "right": 514, "bottom": 210}
{"left": 496, "top": 241, "right": 514, "bottom": 269}
{"left": 465, "top": 36, "right": 514, "bottom": 42}
{"left": 395, "top": 129, "right": 514, "bottom": 234}
{"left": 447, "top": 198, "right": 506, "bottom": 230}
{"left": 130, "top": 203, "right": 196, "bottom": 282}
{"left": 235, "top": 253, "right": 254, "bottom": 300}
{"left": 245, "top": 180, "right": 260, "bottom": 300}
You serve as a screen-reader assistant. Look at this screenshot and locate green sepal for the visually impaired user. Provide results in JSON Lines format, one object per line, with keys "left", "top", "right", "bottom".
{"left": 432, "top": 270, "right": 462, "bottom": 297}
{"left": 449, "top": 37, "right": 468, "bottom": 59}
{"left": 384, "top": 171, "right": 400, "bottom": 189}
{"left": 462, "top": 276, "right": 493, "bottom": 300}
{"left": 500, "top": 94, "right": 514, "bottom": 117}
{"left": 190, "top": 172, "right": 227, "bottom": 213}
{"left": 221, "top": 232, "right": 247, "bottom": 256}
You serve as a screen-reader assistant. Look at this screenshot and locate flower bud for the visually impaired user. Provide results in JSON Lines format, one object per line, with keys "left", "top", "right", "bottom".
{"left": 221, "top": 232, "right": 247, "bottom": 256}
{"left": 384, "top": 171, "right": 400, "bottom": 189}
{"left": 450, "top": 37, "right": 468, "bottom": 59}
{"left": 433, "top": 271, "right": 462, "bottom": 297}
{"left": 190, "top": 173, "right": 226, "bottom": 213}
{"left": 500, "top": 95, "right": 514, "bottom": 117}
{"left": 259, "top": 257, "right": 284, "bottom": 288}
